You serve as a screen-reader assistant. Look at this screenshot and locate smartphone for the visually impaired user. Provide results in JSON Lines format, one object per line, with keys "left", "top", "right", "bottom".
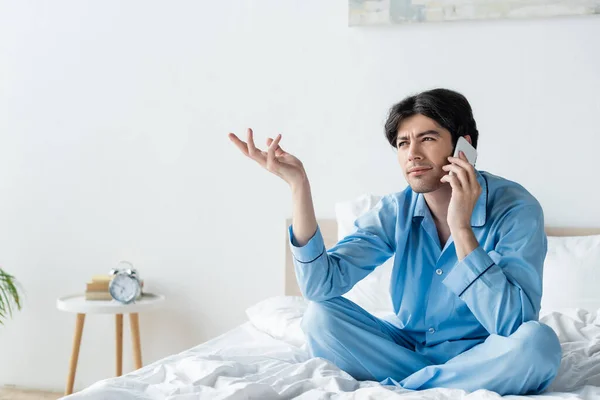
{"left": 453, "top": 136, "right": 477, "bottom": 167}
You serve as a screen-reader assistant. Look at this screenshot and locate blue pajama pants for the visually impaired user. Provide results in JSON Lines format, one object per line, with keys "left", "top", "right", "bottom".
{"left": 301, "top": 297, "right": 561, "bottom": 396}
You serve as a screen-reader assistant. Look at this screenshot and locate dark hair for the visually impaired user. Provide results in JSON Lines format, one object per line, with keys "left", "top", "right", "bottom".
{"left": 384, "top": 88, "right": 479, "bottom": 149}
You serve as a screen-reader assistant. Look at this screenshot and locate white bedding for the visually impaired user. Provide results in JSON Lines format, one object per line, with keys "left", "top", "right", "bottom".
{"left": 62, "top": 299, "right": 600, "bottom": 400}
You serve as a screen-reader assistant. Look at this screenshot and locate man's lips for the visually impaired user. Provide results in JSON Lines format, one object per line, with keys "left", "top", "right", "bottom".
{"left": 408, "top": 167, "right": 432, "bottom": 175}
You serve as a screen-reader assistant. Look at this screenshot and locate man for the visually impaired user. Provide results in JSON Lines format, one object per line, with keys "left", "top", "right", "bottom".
{"left": 228, "top": 88, "right": 561, "bottom": 395}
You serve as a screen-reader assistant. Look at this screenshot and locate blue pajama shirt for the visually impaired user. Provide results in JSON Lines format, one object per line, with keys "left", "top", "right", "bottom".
{"left": 289, "top": 170, "right": 561, "bottom": 395}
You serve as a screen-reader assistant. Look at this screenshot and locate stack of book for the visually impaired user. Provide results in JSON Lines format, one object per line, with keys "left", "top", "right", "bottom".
{"left": 85, "top": 275, "right": 112, "bottom": 300}
{"left": 85, "top": 274, "right": 144, "bottom": 301}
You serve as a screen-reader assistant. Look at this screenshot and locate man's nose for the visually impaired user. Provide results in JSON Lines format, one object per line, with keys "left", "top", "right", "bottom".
{"left": 407, "top": 142, "right": 423, "bottom": 161}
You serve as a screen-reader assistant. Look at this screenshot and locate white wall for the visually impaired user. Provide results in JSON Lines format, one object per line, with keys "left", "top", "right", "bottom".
{"left": 0, "top": 0, "right": 598, "bottom": 392}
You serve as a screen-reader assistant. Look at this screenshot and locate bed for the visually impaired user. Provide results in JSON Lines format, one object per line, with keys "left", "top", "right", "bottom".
{"left": 62, "top": 206, "right": 600, "bottom": 399}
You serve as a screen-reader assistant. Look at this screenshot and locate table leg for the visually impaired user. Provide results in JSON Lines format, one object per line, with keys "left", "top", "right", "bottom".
{"left": 66, "top": 313, "right": 85, "bottom": 395}
{"left": 115, "top": 314, "right": 123, "bottom": 376}
{"left": 129, "top": 313, "right": 142, "bottom": 369}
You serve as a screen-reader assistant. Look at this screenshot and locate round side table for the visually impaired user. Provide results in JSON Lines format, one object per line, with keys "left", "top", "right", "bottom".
{"left": 56, "top": 293, "right": 166, "bottom": 395}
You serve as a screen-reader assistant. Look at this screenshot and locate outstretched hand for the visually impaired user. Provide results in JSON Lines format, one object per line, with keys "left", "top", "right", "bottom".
{"left": 229, "top": 128, "right": 306, "bottom": 187}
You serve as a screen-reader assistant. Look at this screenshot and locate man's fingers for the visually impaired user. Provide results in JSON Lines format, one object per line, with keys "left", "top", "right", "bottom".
{"left": 270, "top": 134, "right": 282, "bottom": 149}
{"left": 448, "top": 154, "right": 474, "bottom": 171}
{"left": 245, "top": 128, "right": 267, "bottom": 165}
{"left": 228, "top": 133, "right": 250, "bottom": 156}
{"left": 441, "top": 173, "right": 461, "bottom": 190}
{"left": 443, "top": 164, "right": 469, "bottom": 188}
{"left": 247, "top": 128, "right": 258, "bottom": 156}
{"left": 448, "top": 153, "right": 476, "bottom": 185}
{"left": 231, "top": 129, "right": 287, "bottom": 168}
{"left": 267, "top": 137, "right": 286, "bottom": 157}
{"left": 267, "top": 134, "right": 282, "bottom": 168}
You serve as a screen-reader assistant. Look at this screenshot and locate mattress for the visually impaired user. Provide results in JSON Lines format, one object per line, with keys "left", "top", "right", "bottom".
{"left": 61, "top": 301, "right": 600, "bottom": 400}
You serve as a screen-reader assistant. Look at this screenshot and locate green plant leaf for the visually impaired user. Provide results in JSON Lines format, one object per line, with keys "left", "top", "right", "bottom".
{"left": 0, "top": 268, "right": 22, "bottom": 324}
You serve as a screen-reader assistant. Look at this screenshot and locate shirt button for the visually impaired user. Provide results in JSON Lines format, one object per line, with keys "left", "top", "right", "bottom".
{"left": 435, "top": 269, "right": 443, "bottom": 275}
{"left": 429, "top": 328, "right": 435, "bottom": 333}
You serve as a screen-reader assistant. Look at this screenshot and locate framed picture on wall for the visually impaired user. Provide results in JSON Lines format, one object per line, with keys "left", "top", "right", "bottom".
{"left": 349, "top": 0, "right": 600, "bottom": 26}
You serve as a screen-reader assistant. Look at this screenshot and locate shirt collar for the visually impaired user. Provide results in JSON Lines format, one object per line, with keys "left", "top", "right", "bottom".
{"left": 413, "top": 170, "right": 488, "bottom": 228}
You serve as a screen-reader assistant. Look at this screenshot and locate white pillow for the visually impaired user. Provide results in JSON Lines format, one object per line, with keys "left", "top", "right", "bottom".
{"left": 541, "top": 234, "right": 600, "bottom": 313}
{"left": 245, "top": 296, "right": 307, "bottom": 347}
{"left": 334, "top": 194, "right": 395, "bottom": 318}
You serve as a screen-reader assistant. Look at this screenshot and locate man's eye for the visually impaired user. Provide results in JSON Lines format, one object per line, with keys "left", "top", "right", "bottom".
{"left": 397, "top": 142, "right": 407, "bottom": 147}
{"left": 423, "top": 137, "right": 435, "bottom": 142}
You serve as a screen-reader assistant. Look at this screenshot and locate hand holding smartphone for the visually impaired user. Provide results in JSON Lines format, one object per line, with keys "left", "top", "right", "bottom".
{"left": 453, "top": 136, "right": 477, "bottom": 167}
{"left": 449, "top": 136, "right": 477, "bottom": 176}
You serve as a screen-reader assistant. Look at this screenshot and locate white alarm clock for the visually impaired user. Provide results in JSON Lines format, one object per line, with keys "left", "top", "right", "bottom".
{"left": 108, "top": 261, "right": 142, "bottom": 304}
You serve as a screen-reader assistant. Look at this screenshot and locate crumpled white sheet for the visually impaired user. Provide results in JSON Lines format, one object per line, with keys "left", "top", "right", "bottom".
{"left": 540, "top": 308, "right": 600, "bottom": 393}
{"left": 62, "top": 308, "right": 600, "bottom": 400}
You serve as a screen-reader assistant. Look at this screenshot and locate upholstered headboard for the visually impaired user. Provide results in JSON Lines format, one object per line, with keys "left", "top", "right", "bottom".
{"left": 284, "top": 218, "right": 600, "bottom": 297}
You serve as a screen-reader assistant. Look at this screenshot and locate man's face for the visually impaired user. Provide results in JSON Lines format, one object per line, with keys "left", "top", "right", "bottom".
{"left": 396, "top": 114, "right": 454, "bottom": 193}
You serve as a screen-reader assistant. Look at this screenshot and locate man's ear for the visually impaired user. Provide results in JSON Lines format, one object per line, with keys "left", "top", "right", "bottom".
{"left": 463, "top": 135, "right": 472, "bottom": 145}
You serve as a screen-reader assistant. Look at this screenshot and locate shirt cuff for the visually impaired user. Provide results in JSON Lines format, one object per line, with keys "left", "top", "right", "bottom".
{"left": 443, "top": 246, "right": 495, "bottom": 297}
{"left": 288, "top": 225, "right": 326, "bottom": 264}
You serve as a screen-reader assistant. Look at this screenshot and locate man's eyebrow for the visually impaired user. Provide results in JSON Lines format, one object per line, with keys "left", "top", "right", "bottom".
{"left": 396, "top": 130, "right": 440, "bottom": 142}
